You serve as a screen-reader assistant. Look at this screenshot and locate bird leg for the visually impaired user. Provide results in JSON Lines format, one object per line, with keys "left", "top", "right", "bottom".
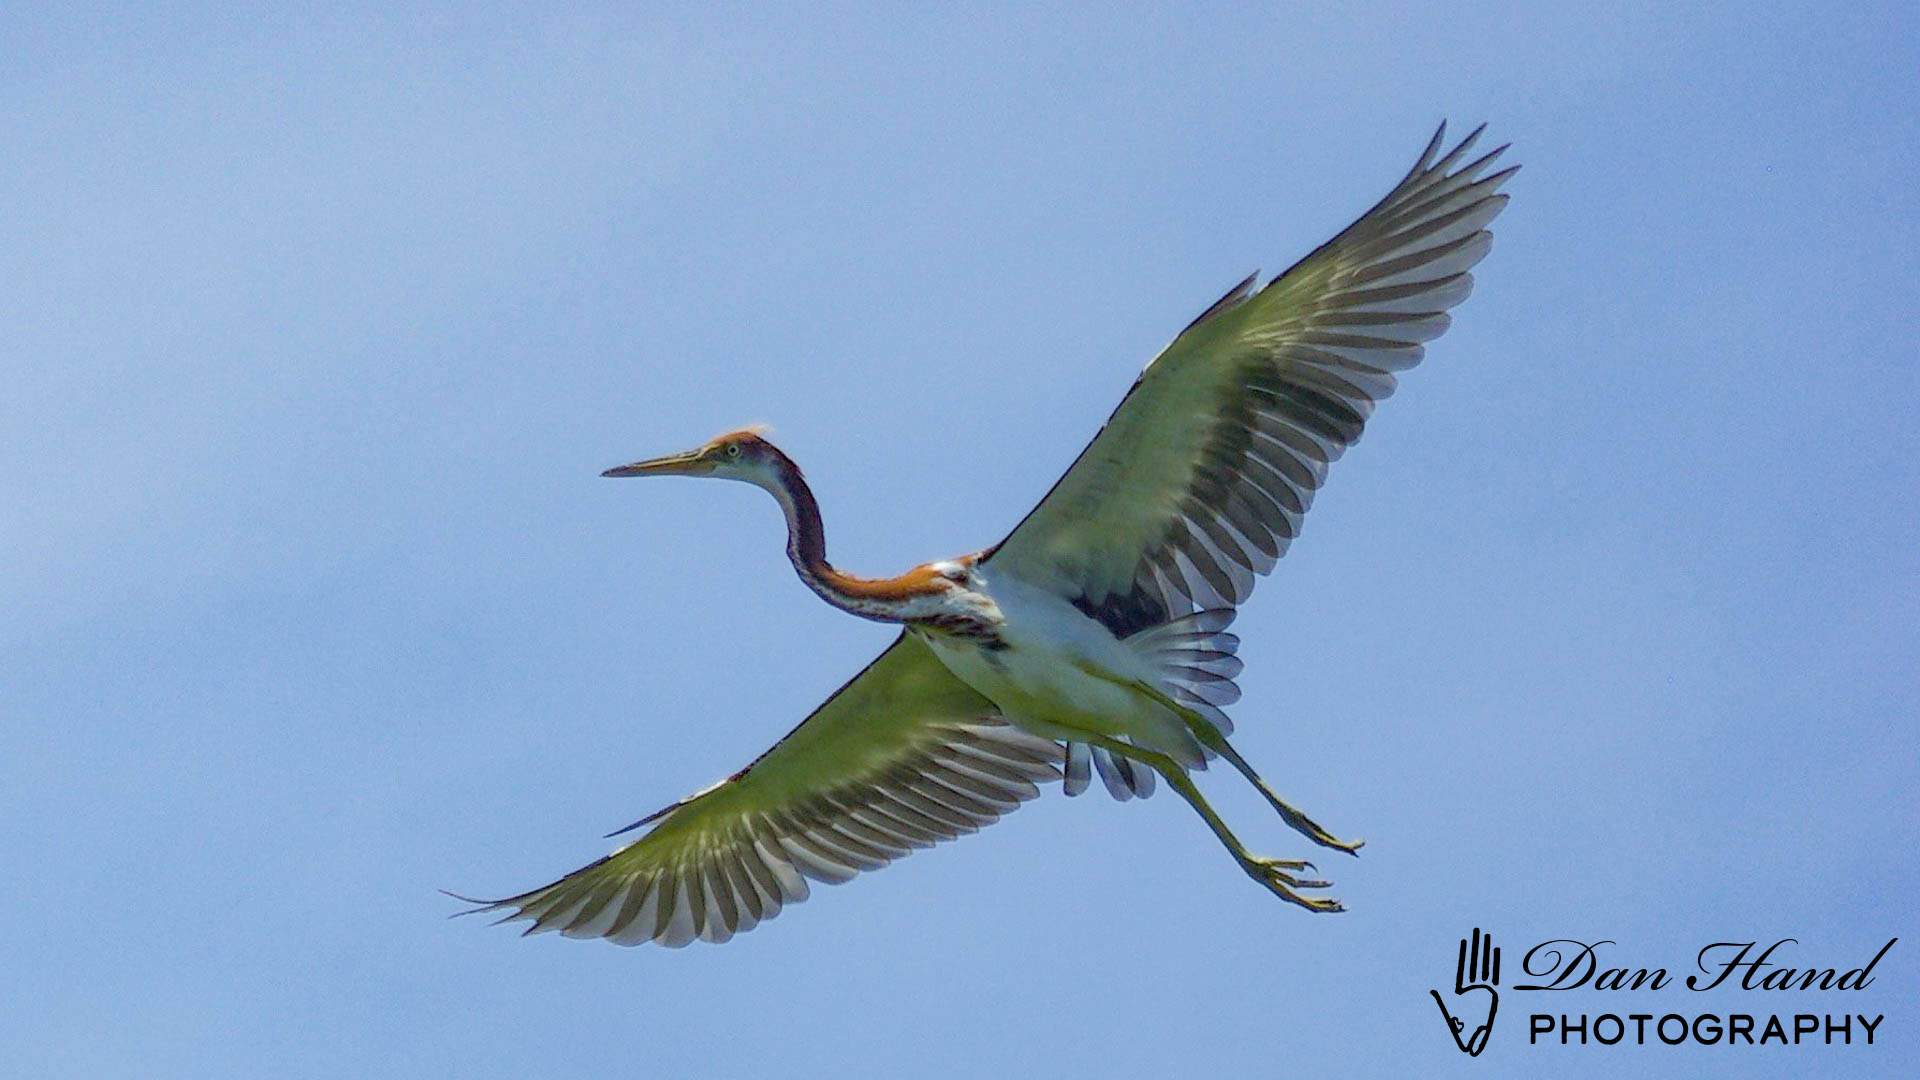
{"left": 1121, "top": 677, "right": 1366, "bottom": 857}
{"left": 1070, "top": 731, "right": 1343, "bottom": 914}
{"left": 1190, "top": 725, "right": 1366, "bottom": 857}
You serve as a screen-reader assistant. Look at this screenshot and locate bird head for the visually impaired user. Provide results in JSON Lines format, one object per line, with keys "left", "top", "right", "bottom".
{"left": 602, "top": 427, "right": 779, "bottom": 483}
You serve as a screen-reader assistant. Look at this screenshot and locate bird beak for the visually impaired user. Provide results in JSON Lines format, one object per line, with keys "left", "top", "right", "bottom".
{"left": 601, "top": 449, "right": 707, "bottom": 477}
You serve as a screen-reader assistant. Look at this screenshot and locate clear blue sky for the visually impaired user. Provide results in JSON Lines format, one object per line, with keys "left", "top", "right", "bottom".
{"left": 4, "top": 4, "right": 1915, "bottom": 1077}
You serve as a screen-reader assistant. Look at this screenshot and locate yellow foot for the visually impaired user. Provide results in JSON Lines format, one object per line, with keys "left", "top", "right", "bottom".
{"left": 1245, "top": 856, "right": 1345, "bottom": 913}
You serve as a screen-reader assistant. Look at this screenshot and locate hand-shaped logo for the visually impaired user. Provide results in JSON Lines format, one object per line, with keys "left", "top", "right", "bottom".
{"left": 1431, "top": 928, "right": 1500, "bottom": 1056}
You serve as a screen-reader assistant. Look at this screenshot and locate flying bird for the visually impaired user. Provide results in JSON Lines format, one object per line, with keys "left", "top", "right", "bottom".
{"left": 455, "top": 123, "right": 1514, "bottom": 947}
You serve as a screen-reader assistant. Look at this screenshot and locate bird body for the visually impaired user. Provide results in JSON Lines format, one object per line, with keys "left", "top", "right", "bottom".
{"left": 456, "top": 122, "right": 1516, "bottom": 946}
{"left": 915, "top": 562, "right": 1206, "bottom": 768}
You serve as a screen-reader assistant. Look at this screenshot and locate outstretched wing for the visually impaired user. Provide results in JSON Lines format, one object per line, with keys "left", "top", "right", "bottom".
{"left": 984, "top": 123, "right": 1516, "bottom": 638}
{"left": 456, "top": 633, "right": 1062, "bottom": 947}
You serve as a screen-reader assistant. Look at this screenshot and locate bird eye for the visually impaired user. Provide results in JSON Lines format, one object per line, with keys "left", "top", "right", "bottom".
{"left": 725, "top": 444, "right": 743, "bottom": 459}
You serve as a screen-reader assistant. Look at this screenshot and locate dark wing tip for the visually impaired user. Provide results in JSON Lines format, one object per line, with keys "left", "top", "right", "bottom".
{"left": 440, "top": 887, "right": 506, "bottom": 917}
{"left": 1418, "top": 121, "right": 1448, "bottom": 169}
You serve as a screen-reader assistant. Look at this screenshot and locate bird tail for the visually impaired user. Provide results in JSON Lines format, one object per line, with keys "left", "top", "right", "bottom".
{"left": 1065, "top": 740, "right": 1159, "bottom": 800}
{"left": 1124, "top": 608, "right": 1243, "bottom": 741}
{"left": 1062, "top": 609, "right": 1244, "bottom": 801}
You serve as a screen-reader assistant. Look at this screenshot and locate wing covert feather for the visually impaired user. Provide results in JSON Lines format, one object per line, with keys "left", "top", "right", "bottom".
{"left": 457, "top": 634, "right": 1062, "bottom": 946}
{"left": 984, "top": 123, "right": 1515, "bottom": 637}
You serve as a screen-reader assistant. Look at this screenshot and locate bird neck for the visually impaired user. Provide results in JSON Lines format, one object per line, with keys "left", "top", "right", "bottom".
{"left": 754, "top": 449, "right": 942, "bottom": 623}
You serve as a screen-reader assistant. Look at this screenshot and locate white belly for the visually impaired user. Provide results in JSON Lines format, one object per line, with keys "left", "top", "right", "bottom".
{"left": 919, "top": 570, "right": 1196, "bottom": 759}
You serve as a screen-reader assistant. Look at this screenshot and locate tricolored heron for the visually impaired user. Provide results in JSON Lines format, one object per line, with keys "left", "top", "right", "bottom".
{"left": 456, "top": 123, "right": 1514, "bottom": 947}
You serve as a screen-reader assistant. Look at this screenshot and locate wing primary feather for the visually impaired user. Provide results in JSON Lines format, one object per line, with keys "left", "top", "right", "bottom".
{"left": 461, "top": 635, "right": 1058, "bottom": 946}
{"left": 979, "top": 121, "right": 1510, "bottom": 675}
